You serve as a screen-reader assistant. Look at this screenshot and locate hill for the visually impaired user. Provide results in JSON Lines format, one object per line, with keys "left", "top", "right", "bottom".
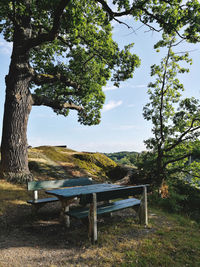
{"left": 28, "top": 146, "right": 128, "bottom": 182}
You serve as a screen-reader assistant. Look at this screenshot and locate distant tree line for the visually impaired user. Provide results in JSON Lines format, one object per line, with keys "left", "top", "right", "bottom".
{"left": 105, "top": 151, "right": 139, "bottom": 166}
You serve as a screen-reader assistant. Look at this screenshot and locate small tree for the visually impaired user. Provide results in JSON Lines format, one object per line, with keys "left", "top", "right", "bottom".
{"left": 141, "top": 35, "right": 200, "bottom": 190}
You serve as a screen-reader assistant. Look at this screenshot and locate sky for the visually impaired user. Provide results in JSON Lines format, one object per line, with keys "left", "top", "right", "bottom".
{"left": 0, "top": 16, "right": 200, "bottom": 153}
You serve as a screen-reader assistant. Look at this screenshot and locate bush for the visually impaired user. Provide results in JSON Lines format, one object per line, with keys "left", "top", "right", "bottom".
{"left": 150, "top": 178, "right": 200, "bottom": 221}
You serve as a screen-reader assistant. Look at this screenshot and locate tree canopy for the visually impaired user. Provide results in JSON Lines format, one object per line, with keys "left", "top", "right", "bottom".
{"left": 0, "top": 0, "right": 200, "bottom": 124}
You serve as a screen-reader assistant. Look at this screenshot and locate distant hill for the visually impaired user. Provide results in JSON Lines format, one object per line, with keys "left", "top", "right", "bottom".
{"left": 28, "top": 146, "right": 128, "bottom": 182}
{"left": 105, "top": 151, "right": 139, "bottom": 167}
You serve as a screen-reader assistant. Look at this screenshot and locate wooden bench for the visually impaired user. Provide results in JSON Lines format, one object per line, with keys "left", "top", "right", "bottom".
{"left": 66, "top": 184, "right": 148, "bottom": 243}
{"left": 27, "top": 177, "right": 94, "bottom": 212}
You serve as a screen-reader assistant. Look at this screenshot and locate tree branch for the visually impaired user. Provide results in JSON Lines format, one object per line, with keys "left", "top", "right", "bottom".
{"left": 97, "top": 0, "right": 134, "bottom": 18}
{"left": 24, "top": 0, "right": 71, "bottom": 51}
{"left": 164, "top": 120, "right": 200, "bottom": 153}
{"left": 32, "top": 94, "right": 83, "bottom": 111}
{"left": 164, "top": 153, "right": 191, "bottom": 167}
{"left": 33, "top": 73, "right": 82, "bottom": 91}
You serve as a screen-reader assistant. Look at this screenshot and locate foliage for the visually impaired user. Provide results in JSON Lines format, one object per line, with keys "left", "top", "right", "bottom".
{"left": 140, "top": 35, "right": 200, "bottom": 188}
{"left": 105, "top": 151, "right": 138, "bottom": 166}
{"left": 0, "top": 0, "right": 200, "bottom": 124}
{"left": 150, "top": 177, "right": 200, "bottom": 221}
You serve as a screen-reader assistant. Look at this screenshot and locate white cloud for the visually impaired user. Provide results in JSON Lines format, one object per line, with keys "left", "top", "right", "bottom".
{"left": 103, "top": 100, "right": 122, "bottom": 112}
{"left": 0, "top": 39, "right": 12, "bottom": 55}
{"left": 103, "top": 85, "right": 118, "bottom": 91}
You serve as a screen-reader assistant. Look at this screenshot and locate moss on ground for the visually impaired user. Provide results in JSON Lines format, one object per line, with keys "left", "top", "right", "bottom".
{"left": 27, "top": 146, "right": 124, "bottom": 182}
{"left": 73, "top": 152, "right": 118, "bottom": 181}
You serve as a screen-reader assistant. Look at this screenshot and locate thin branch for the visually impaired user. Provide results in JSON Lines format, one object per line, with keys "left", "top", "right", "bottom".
{"left": 97, "top": 0, "right": 134, "bottom": 18}
{"left": 139, "top": 7, "right": 186, "bottom": 40}
{"left": 140, "top": 18, "right": 162, "bottom": 33}
{"left": 164, "top": 121, "right": 200, "bottom": 153}
{"left": 113, "top": 18, "right": 132, "bottom": 29}
{"left": 164, "top": 153, "right": 191, "bottom": 167}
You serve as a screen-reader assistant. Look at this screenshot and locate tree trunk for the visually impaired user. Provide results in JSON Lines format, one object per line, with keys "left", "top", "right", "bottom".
{"left": 0, "top": 42, "right": 33, "bottom": 183}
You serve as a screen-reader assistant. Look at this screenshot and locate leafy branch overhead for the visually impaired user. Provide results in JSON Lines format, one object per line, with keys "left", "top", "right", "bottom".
{"left": 1, "top": 0, "right": 200, "bottom": 125}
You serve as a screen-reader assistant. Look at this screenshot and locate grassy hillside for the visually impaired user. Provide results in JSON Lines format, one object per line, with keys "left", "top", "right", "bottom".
{"left": 28, "top": 146, "right": 127, "bottom": 182}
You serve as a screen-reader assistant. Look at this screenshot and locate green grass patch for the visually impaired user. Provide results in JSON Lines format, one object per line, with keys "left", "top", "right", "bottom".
{"left": 73, "top": 152, "right": 118, "bottom": 181}
{"left": 78, "top": 208, "right": 200, "bottom": 267}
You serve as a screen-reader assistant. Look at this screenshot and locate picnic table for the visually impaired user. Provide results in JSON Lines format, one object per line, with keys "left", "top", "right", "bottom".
{"left": 46, "top": 183, "right": 148, "bottom": 243}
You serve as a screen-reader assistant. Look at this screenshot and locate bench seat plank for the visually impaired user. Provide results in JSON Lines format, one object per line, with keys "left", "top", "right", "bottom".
{"left": 67, "top": 198, "right": 141, "bottom": 219}
{"left": 27, "top": 197, "right": 58, "bottom": 204}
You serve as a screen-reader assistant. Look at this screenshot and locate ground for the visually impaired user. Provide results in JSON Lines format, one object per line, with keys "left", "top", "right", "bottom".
{"left": 0, "top": 199, "right": 152, "bottom": 267}
{"left": 0, "top": 146, "right": 200, "bottom": 266}
{"left": 1, "top": 196, "right": 200, "bottom": 267}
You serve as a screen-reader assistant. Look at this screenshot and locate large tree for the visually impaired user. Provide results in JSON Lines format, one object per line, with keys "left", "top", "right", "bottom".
{"left": 0, "top": 0, "right": 200, "bottom": 182}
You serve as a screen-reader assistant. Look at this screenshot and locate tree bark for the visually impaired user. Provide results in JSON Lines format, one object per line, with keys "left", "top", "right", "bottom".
{"left": 0, "top": 37, "right": 33, "bottom": 183}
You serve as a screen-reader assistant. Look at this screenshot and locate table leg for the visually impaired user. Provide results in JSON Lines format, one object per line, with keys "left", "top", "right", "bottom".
{"left": 60, "top": 199, "right": 74, "bottom": 227}
{"left": 139, "top": 186, "right": 148, "bottom": 226}
{"left": 88, "top": 193, "right": 97, "bottom": 243}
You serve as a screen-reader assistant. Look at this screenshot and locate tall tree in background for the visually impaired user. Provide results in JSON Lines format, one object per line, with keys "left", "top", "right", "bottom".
{"left": 0, "top": 0, "right": 200, "bottom": 182}
{"left": 141, "top": 35, "right": 200, "bottom": 190}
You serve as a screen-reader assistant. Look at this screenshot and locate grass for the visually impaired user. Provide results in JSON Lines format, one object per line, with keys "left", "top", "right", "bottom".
{"left": 82, "top": 209, "right": 200, "bottom": 267}
{"left": 0, "top": 180, "right": 28, "bottom": 216}
{"left": 28, "top": 146, "right": 120, "bottom": 181}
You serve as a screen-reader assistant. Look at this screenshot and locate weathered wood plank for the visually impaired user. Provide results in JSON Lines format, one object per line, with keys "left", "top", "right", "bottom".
{"left": 67, "top": 198, "right": 141, "bottom": 219}
{"left": 27, "top": 177, "right": 94, "bottom": 191}
{"left": 27, "top": 197, "right": 58, "bottom": 204}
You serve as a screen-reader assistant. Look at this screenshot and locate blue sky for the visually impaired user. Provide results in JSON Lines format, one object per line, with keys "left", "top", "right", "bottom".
{"left": 0, "top": 18, "right": 200, "bottom": 153}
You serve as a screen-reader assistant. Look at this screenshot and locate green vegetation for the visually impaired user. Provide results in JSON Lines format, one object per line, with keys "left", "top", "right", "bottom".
{"left": 28, "top": 146, "right": 124, "bottom": 182}
{"left": 119, "top": 209, "right": 200, "bottom": 267}
{"left": 150, "top": 177, "right": 200, "bottom": 221}
{"left": 105, "top": 151, "right": 139, "bottom": 166}
{"left": 140, "top": 35, "right": 200, "bottom": 190}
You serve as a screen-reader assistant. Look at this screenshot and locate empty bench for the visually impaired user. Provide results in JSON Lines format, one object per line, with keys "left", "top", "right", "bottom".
{"left": 27, "top": 177, "right": 94, "bottom": 212}
{"left": 66, "top": 184, "right": 148, "bottom": 243}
